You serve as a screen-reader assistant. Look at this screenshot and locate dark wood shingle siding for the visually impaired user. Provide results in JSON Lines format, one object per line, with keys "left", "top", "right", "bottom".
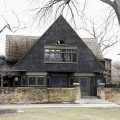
{"left": 13, "top": 16, "right": 104, "bottom": 72}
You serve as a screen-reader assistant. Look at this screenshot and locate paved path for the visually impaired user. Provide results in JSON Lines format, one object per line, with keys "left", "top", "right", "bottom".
{"left": 0, "top": 99, "right": 120, "bottom": 110}
{"left": 75, "top": 98, "right": 116, "bottom": 104}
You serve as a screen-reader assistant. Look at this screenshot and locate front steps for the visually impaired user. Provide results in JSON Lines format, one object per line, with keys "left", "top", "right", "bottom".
{"left": 81, "top": 96, "right": 99, "bottom": 99}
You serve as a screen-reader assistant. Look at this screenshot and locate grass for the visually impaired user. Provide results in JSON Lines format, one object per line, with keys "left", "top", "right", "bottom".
{"left": 0, "top": 107, "right": 120, "bottom": 120}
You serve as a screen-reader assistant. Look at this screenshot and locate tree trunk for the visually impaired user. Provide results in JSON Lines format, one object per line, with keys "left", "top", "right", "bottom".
{"left": 101, "top": 0, "right": 120, "bottom": 24}
{"left": 114, "top": 0, "right": 120, "bottom": 24}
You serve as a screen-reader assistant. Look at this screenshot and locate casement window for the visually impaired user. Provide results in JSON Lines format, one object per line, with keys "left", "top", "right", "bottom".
{"left": 14, "top": 77, "right": 20, "bottom": 86}
{"left": 37, "top": 76, "right": 45, "bottom": 85}
{"left": 69, "top": 77, "right": 74, "bottom": 86}
{"left": 21, "top": 76, "right": 28, "bottom": 86}
{"left": 21, "top": 76, "right": 45, "bottom": 86}
{"left": 105, "top": 61, "right": 111, "bottom": 69}
{"left": 44, "top": 46, "right": 77, "bottom": 63}
{"left": 28, "top": 76, "right": 36, "bottom": 85}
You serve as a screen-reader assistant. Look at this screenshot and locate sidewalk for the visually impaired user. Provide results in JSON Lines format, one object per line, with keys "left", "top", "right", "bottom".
{"left": 0, "top": 99, "right": 120, "bottom": 109}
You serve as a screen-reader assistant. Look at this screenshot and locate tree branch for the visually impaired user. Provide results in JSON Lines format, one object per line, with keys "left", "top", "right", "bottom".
{"left": 100, "top": 0, "right": 114, "bottom": 7}
{"left": 0, "top": 12, "right": 26, "bottom": 34}
{"left": 101, "top": 0, "right": 120, "bottom": 24}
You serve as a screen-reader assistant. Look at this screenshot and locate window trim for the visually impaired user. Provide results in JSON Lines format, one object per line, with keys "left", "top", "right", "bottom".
{"left": 44, "top": 45, "right": 78, "bottom": 63}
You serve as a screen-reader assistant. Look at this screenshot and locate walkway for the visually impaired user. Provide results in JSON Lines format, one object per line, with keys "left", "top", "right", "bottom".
{"left": 0, "top": 99, "right": 120, "bottom": 110}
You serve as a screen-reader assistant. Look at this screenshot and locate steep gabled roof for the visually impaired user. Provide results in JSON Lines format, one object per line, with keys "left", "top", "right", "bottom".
{"left": 6, "top": 35, "right": 39, "bottom": 62}
{"left": 12, "top": 15, "right": 104, "bottom": 72}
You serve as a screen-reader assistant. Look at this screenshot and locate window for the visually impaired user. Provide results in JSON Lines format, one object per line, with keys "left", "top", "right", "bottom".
{"left": 57, "top": 40, "right": 65, "bottom": 44}
{"left": 46, "top": 77, "right": 51, "bottom": 86}
{"left": 21, "top": 76, "right": 28, "bottom": 86}
{"left": 21, "top": 76, "right": 45, "bottom": 86}
{"left": 37, "top": 77, "right": 45, "bottom": 85}
{"left": 14, "top": 77, "right": 20, "bottom": 86}
{"left": 29, "top": 76, "right": 36, "bottom": 85}
{"left": 69, "top": 77, "right": 74, "bottom": 86}
{"left": 44, "top": 46, "right": 77, "bottom": 63}
{"left": 105, "top": 61, "right": 111, "bottom": 69}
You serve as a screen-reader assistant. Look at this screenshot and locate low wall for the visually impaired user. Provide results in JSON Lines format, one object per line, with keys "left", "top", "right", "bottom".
{"left": 97, "top": 87, "right": 120, "bottom": 104}
{"left": 97, "top": 86, "right": 105, "bottom": 100}
{"left": 0, "top": 87, "right": 76, "bottom": 104}
{"left": 48, "top": 88, "right": 76, "bottom": 103}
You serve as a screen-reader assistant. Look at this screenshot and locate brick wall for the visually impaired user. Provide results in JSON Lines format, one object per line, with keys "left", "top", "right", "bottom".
{"left": 0, "top": 87, "right": 76, "bottom": 104}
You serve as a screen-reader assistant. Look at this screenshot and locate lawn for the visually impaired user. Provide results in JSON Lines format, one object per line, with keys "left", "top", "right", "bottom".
{"left": 0, "top": 107, "right": 120, "bottom": 120}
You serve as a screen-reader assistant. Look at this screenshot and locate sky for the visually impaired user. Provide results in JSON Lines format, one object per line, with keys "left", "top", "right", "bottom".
{"left": 0, "top": 0, "right": 120, "bottom": 62}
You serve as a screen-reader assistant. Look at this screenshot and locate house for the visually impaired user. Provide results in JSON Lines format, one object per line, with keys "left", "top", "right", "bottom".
{"left": 0, "top": 15, "right": 110, "bottom": 97}
{"left": 111, "top": 62, "right": 120, "bottom": 82}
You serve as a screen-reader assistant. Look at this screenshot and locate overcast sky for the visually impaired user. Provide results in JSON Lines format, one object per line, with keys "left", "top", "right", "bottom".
{"left": 0, "top": 0, "right": 120, "bottom": 61}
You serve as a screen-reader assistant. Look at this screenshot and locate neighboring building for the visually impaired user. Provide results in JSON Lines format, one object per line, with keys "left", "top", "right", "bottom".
{"left": 111, "top": 62, "right": 120, "bottom": 82}
{"left": 100, "top": 58, "right": 112, "bottom": 84}
{"left": 0, "top": 15, "right": 110, "bottom": 97}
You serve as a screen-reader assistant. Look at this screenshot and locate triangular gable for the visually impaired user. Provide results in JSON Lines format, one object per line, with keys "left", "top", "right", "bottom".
{"left": 14, "top": 15, "right": 104, "bottom": 72}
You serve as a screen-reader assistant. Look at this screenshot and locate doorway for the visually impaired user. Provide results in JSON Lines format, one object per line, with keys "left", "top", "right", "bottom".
{"left": 79, "top": 77, "right": 90, "bottom": 96}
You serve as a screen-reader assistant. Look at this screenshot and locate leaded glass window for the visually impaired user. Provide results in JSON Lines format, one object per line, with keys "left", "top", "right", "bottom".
{"left": 44, "top": 46, "right": 77, "bottom": 63}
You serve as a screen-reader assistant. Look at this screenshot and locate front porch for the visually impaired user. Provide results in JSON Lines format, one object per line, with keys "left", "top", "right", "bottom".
{"left": 0, "top": 72, "right": 102, "bottom": 99}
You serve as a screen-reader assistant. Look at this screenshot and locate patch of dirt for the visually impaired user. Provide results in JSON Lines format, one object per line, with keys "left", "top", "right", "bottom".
{"left": 0, "top": 109, "right": 17, "bottom": 115}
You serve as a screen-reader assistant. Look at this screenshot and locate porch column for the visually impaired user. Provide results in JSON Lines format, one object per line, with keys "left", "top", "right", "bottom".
{"left": 73, "top": 83, "right": 81, "bottom": 100}
{"left": 97, "top": 83, "right": 105, "bottom": 99}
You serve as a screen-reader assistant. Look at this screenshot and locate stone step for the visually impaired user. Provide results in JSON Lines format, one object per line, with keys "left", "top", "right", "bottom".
{"left": 82, "top": 96, "right": 99, "bottom": 99}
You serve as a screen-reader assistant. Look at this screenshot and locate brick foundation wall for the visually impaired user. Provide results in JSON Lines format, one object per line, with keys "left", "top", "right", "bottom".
{"left": 0, "top": 87, "right": 76, "bottom": 104}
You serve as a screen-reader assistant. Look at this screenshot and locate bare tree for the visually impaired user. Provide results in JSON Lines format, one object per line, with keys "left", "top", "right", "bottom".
{"left": 101, "top": 0, "right": 120, "bottom": 24}
{"left": 28, "top": 0, "right": 120, "bottom": 54}
{"left": 0, "top": 56, "right": 14, "bottom": 88}
{"left": 0, "top": 11, "right": 26, "bottom": 34}
{"left": 30, "top": 0, "right": 120, "bottom": 25}
{"left": 80, "top": 18, "right": 119, "bottom": 54}
{"left": 30, "top": 0, "right": 86, "bottom": 26}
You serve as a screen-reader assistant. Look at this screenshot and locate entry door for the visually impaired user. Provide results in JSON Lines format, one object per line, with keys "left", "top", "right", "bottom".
{"left": 79, "top": 77, "right": 89, "bottom": 96}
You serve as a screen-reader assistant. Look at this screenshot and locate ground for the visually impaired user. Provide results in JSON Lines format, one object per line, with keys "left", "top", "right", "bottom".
{"left": 0, "top": 109, "right": 17, "bottom": 115}
{"left": 0, "top": 108, "right": 120, "bottom": 120}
